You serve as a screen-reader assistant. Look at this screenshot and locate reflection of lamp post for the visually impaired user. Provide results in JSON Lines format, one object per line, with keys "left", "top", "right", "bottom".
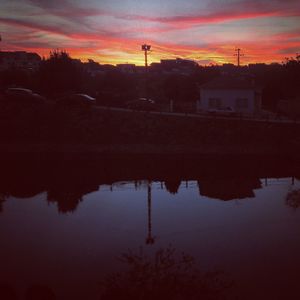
{"left": 146, "top": 181, "right": 155, "bottom": 245}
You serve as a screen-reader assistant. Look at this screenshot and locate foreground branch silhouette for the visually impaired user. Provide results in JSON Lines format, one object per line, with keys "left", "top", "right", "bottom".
{"left": 99, "top": 245, "right": 233, "bottom": 300}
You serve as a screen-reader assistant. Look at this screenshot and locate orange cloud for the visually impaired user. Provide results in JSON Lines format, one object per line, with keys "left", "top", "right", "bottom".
{"left": 1, "top": 0, "right": 300, "bottom": 66}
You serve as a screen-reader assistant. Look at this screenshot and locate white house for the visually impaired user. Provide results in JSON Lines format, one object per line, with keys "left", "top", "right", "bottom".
{"left": 197, "top": 76, "right": 262, "bottom": 115}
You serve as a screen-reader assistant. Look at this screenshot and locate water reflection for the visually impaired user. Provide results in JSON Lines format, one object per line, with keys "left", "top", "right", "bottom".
{"left": 0, "top": 193, "right": 6, "bottom": 213}
{"left": 286, "top": 189, "right": 300, "bottom": 209}
{"left": 99, "top": 245, "right": 232, "bottom": 300}
{"left": 164, "top": 179, "right": 181, "bottom": 195}
{"left": 146, "top": 182, "right": 155, "bottom": 245}
{"left": 1, "top": 156, "right": 300, "bottom": 299}
{"left": 0, "top": 284, "right": 56, "bottom": 300}
{"left": 0, "top": 155, "right": 299, "bottom": 214}
{"left": 197, "top": 178, "right": 262, "bottom": 200}
{"left": 25, "top": 285, "right": 56, "bottom": 300}
{"left": 0, "top": 284, "right": 17, "bottom": 300}
{"left": 47, "top": 183, "right": 99, "bottom": 214}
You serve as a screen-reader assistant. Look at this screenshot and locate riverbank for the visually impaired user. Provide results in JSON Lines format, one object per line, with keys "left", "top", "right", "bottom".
{"left": 1, "top": 101, "right": 300, "bottom": 156}
{"left": 0, "top": 142, "right": 298, "bottom": 157}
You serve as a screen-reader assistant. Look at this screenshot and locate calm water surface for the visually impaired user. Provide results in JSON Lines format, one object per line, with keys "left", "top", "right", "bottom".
{"left": 1, "top": 157, "right": 300, "bottom": 299}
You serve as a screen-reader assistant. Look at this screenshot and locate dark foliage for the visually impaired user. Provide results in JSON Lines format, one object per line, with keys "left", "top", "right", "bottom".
{"left": 286, "top": 189, "right": 300, "bottom": 210}
{"left": 99, "top": 246, "right": 232, "bottom": 300}
{"left": 38, "top": 50, "right": 84, "bottom": 94}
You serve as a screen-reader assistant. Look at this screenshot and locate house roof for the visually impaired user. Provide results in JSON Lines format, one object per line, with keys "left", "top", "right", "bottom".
{"left": 201, "top": 75, "right": 260, "bottom": 90}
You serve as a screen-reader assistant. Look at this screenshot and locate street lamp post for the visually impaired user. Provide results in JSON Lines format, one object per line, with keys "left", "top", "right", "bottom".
{"left": 141, "top": 44, "right": 151, "bottom": 67}
{"left": 141, "top": 44, "right": 151, "bottom": 101}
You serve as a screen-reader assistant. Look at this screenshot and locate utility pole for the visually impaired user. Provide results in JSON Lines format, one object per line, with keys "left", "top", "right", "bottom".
{"left": 234, "top": 48, "right": 244, "bottom": 67}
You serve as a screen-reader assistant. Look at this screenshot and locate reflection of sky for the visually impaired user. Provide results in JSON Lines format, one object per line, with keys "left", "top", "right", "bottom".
{"left": 1, "top": 178, "right": 300, "bottom": 298}
{"left": 0, "top": 0, "right": 300, "bottom": 65}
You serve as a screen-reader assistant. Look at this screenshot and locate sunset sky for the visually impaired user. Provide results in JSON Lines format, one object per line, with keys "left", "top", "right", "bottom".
{"left": 0, "top": 0, "right": 300, "bottom": 65}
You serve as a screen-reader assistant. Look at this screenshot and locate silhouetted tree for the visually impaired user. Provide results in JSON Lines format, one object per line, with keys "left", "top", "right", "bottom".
{"left": 96, "top": 70, "right": 138, "bottom": 105}
{"left": 283, "top": 54, "right": 300, "bottom": 98}
{"left": 38, "top": 50, "right": 83, "bottom": 94}
{"left": 0, "top": 68, "right": 31, "bottom": 88}
{"left": 163, "top": 74, "right": 198, "bottom": 104}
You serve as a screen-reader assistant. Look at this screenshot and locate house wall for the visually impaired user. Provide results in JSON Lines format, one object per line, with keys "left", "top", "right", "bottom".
{"left": 198, "top": 88, "right": 259, "bottom": 114}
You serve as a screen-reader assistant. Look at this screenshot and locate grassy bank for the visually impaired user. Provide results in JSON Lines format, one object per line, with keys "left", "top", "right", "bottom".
{"left": 0, "top": 101, "right": 299, "bottom": 155}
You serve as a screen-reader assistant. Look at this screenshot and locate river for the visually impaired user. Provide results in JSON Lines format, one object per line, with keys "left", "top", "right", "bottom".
{"left": 0, "top": 155, "right": 300, "bottom": 299}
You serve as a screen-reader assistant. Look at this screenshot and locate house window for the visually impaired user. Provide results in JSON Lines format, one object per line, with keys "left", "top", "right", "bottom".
{"left": 209, "top": 98, "right": 222, "bottom": 109}
{"left": 236, "top": 98, "right": 248, "bottom": 108}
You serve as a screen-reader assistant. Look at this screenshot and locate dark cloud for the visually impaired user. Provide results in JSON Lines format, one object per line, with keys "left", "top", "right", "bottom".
{"left": 27, "top": 0, "right": 70, "bottom": 9}
{"left": 1, "top": 0, "right": 299, "bottom": 64}
{"left": 0, "top": 17, "right": 73, "bottom": 35}
{"left": 277, "top": 47, "right": 300, "bottom": 55}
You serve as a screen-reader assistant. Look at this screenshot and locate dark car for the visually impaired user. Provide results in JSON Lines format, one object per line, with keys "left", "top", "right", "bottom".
{"left": 56, "top": 94, "right": 96, "bottom": 108}
{"left": 207, "top": 106, "right": 236, "bottom": 116}
{"left": 5, "top": 87, "right": 45, "bottom": 104}
{"left": 126, "top": 98, "right": 156, "bottom": 111}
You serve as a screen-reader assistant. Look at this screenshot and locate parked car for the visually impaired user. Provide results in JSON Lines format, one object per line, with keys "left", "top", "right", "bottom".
{"left": 56, "top": 93, "right": 96, "bottom": 108}
{"left": 207, "top": 106, "right": 236, "bottom": 116}
{"left": 5, "top": 87, "right": 45, "bottom": 104}
{"left": 126, "top": 98, "right": 156, "bottom": 111}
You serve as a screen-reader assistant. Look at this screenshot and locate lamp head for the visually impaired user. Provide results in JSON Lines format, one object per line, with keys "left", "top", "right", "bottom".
{"left": 142, "top": 44, "right": 151, "bottom": 51}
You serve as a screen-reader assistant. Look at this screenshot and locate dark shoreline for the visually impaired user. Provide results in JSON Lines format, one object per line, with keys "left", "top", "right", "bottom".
{"left": 1, "top": 145, "right": 299, "bottom": 179}
{"left": 1, "top": 144, "right": 299, "bottom": 213}
{"left": 0, "top": 142, "right": 298, "bottom": 155}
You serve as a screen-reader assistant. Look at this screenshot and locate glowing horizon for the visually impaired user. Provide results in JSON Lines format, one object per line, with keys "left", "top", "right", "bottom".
{"left": 0, "top": 0, "right": 300, "bottom": 66}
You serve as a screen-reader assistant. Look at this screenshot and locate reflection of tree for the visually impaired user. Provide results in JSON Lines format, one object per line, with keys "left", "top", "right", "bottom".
{"left": 0, "top": 193, "right": 7, "bottom": 213}
{"left": 47, "top": 190, "right": 83, "bottom": 213}
{"left": 0, "top": 283, "right": 56, "bottom": 300}
{"left": 0, "top": 176, "right": 45, "bottom": 199}
{"left": 198, "top": 178, "right": 262, "bottom": 201}
{"left": 286, "top": 189, "right": 300, "bottom": 209}
{"left": 47, "top": 183, "right": 98, "bottom": 214}
{"left": 99, "top": 246, "right": 232, "bottom": 300}
{"left": 164, "top": 180, "right": 181, "bottom": 195}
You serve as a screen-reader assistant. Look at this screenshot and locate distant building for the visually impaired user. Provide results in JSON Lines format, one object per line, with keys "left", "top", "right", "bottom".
{"left": 160, "top": 58, "right": 198, "bottom": 74}
{"left": 149, "top": 62, "right": 162, "bottom": 72}
{"left": 116, "top": 63, "right": 136, "bottom": 74}
{"left": 222, "top": 63, "right": 235, "bottom": 70}
{"left": 248, "top": 63, "right": 267, "bottom": 73}
{"left": 197, "top": 75, "right": 262, "bottom": 115}
{"left": 0, "top": 51, "right": 41, "bottom": 71}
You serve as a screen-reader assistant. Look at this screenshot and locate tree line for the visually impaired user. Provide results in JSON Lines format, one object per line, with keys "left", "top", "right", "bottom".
{"left": 0, "top": 50, "right": 299, "bottom": 111}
